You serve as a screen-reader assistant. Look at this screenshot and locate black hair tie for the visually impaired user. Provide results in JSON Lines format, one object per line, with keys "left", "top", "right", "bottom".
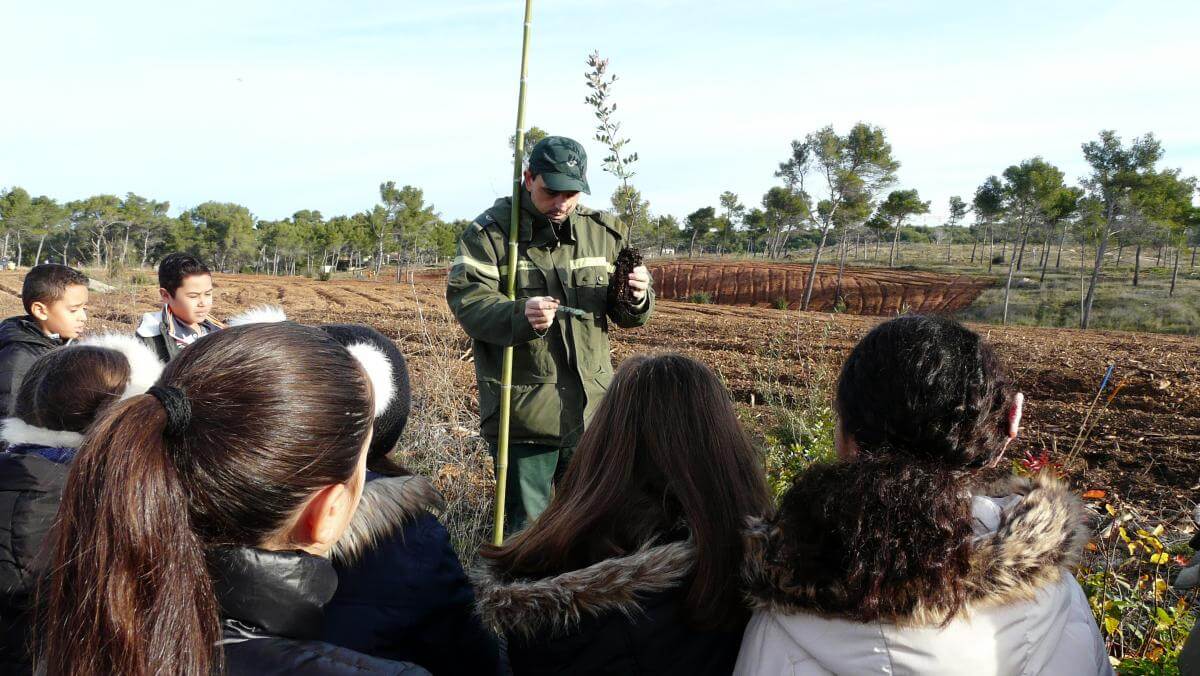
{"left": 148, "top": 385, "right": 193, "bottom": 437}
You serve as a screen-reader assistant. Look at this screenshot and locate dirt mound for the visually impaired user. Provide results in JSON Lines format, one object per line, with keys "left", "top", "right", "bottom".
{"left": 648, "top": 261, "right": 993, "bottom": 315}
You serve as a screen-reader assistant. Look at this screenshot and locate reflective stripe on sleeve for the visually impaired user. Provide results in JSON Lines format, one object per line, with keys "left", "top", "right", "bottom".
{"left": 451, "top": 255, "right": 500, "bottom": 280}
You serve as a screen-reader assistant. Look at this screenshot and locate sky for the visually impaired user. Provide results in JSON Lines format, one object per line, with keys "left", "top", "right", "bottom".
{"left": 2, "top": 0, "right": 1198, "bottom": 225}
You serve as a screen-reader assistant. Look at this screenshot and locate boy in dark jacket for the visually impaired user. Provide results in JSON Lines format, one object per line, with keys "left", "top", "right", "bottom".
{"left": 0, "top": 264, "right": 89, "bottom": 415}
{"left": 135, "top": 253, "right": 223, "bottom": 362}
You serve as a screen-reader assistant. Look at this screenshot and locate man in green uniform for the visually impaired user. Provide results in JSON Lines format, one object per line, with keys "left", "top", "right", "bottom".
{"left": 447, "top": 136, "right": 653, "bottom": 532}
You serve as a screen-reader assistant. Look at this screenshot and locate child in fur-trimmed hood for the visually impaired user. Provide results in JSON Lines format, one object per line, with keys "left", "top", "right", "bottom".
{"left": 0, "top": 334, "right": 163, "bottom": 674}
{"left": 735, "top": 315, "right": 1111, "bottom": 676}
{"left": 318, "top": 324, "right": 501, "bottom": 675}
{"left": 474, "top": 354, "right": 772, "bottom": 676}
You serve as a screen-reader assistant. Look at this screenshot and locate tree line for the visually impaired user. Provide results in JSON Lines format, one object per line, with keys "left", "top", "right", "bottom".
{"left": 608, "top": 127, "right": 1199, "bottom": 330}
{"left": 0, "top": 182, "right": 462, "bottom": 279}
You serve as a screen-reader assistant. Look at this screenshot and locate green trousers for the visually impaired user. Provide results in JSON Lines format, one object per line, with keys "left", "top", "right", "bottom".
{"left": 489, "top": 442, "right": 575, "bottom": 534}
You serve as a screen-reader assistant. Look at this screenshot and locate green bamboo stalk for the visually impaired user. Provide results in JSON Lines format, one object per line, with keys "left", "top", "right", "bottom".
{"left": 494, "top": 0, "right": 534, "bottom": 546}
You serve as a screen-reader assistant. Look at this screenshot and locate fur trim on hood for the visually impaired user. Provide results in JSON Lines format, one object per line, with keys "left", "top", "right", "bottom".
{"left": 226, "top": 305, "right": 288, "bottom": 327}
{"left": 744, "top": 472, "right": 1091, "bottom": 626}
{"left": 331, "top": 475, "right": 444, "bottom": 565}
{"left": 473, "top": 540, "right": 695, "bottom": 638}
{"left": 0, "top": 417, "right": 85, "bottom": 449}
{"left": 78, "top": 333, "right": 166, "bottom": 399}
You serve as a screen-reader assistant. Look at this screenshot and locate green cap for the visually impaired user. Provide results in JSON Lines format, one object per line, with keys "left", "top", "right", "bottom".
{"left": 527, "top": 136, "right": 590, "bottom": 194}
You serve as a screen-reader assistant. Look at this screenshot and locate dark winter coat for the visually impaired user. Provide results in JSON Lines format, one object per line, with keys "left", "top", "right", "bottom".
{"left": 473, "top": 540, "right": 745, "bottom": 676}
{"left": 324, "top": 475, "right": 500, "bottom": 676}
{"left": 0, "top": 317, "right": 64, "bottom": 416}
{"left": 212, "top": 547, "right": 430, "bottom": 676}
{"left": 0, "top": 437, "right": 79, "bottom": 676}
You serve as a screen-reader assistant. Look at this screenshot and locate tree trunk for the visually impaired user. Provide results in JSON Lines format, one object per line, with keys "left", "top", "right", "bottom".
{"left": 1191, "top": 244, "right": 1197, "bottom": 268}
{"left": 1002, "top": 236, "right": 1020, "bottom": 325}
{"left": 888, "top": 223, "right": 901, "bottom": 268}
{"left": 970, "top": 236, "right": 978, "bottom": 264}
{"left": 688, "top": 229, "right": 699, "bottom": 258}
{"left": 801, "top": 227, "right": 831, "bottom": 311}
{"left": 16, "top": 234, "right": 22, "bottom": 268}
{"left": 2, "top": 232, "right": 8, "bottom": 259}
{"left": 1133, "top": 243, "right": 1142, "bottom": 286}
{"left": 1015, "top": 225, "right": 1030, "bottom": 271}
{"left": 121, "top": 226, "right": 131, "bottom": 265}
{"left": 1170, "top": 247, "right": 1180, "bottom": 297}
{"left": 835, "top": 227, "right": 849, "bottom": 306}
{"left": 1056, "top": 229, "right": 1067, "bottom": 269}
{"left": 946, "top": 230, "right": 952, "bottom": 262}
{"left": 1116, "top": 243, "right": 1124, "bottom": 266}
{"left": 988, "top": 225, "right": 995, "bottom": 272}
{"left": 1081, "top": 212, "right": 1114, "bottom": 330}
{"left": 35, "top": 234, "right": 46, "bottom": 266}
{"left": 1039, "top": 232, "right": 1052, "bottom": 284}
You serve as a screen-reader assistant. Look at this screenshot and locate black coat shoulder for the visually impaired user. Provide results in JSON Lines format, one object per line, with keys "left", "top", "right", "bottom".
{"left": 223, "top": 634, "right": 430, "bottom": 676}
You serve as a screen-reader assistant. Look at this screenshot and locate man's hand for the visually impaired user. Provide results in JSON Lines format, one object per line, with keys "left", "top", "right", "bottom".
{"left": 628, "top": 265, "right": 651, "bottom": 302}
{"left": 525, "top": 296, "right": 559, "bottom": 332}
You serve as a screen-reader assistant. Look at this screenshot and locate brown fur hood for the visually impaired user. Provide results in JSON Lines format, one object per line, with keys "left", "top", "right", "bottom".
{"left": 331, "top": 474, "right": 445, "bottom": 565}
{"left": 472, "top": 540, "right": 695, "bottom": 638}
{"left": 745, "top": 471, "right": 1091, "bottom": 625}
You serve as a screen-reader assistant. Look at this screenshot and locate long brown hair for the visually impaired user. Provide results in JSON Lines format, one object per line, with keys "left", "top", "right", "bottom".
{"left": 770, "top": 315, "right": 1015, "bottom": 623}
{"left": 38, "top": 323, "right": 373, "bottom": 676}
{"left": 14, "top": 345, "right": 129, "bottom": 432}
{"left": 482, "top": 353, "right": 770, "bottom": 629}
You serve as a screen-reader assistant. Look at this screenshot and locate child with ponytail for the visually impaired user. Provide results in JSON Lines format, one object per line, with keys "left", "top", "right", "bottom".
{"left": 735, "top": 315, "right": 1110, "bottom": 675}
{"left": 37, "top": 323, "right": 429, "bottom": 676}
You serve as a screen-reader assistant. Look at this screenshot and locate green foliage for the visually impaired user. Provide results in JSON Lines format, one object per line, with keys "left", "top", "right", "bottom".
{"left": 753, "top": 327, "right": 837, "bottom": 499}
{"left": 1078, "top": 499, "right": 1197, "bottom": 672}
{"left": 508, "top": 125, "right": 548, "bottom": 164}
{"left": 686, "top": 291, "right": 712, "bottom": 304}
{"left": 772, "top": 296, "right": 790, "bottom": 310}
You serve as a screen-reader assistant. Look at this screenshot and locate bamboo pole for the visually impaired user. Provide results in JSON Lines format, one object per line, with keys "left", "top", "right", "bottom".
{"left": 493, "top": 0, "right": 534, "bottom": 546}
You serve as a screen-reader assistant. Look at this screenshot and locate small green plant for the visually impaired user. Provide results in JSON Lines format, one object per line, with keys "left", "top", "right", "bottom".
{"left": 752, "top": 323, "right": 838, "bottom": 499}
{"left": 687, "top": 291, "right": 712, "bottom": 304}
{"left": 832, "top": 297, "right": 848, "bottom": 314}
{"left": 1079, "top": 499, "right": 1197, "bottom": 672}
{"left": 318, "top": 270, "right": 333, "bottom": 282}
{"left": 772, "top": 296, "right": 790, "bottom": 310}
{"left": 130, "top": 271, "right": 150, "bottom": 286}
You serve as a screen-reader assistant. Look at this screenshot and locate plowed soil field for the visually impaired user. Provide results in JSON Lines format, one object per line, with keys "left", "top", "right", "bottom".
{"left": 3, "top": 270, "right": 1195, "bottom": 518}
{"left": 648, "top": 260, "right": 993, "bottom": 315}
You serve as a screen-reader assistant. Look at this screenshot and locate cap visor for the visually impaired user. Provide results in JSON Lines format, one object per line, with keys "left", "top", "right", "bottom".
{"left": 540, "top": 173, "right": 590, "bottom": 194}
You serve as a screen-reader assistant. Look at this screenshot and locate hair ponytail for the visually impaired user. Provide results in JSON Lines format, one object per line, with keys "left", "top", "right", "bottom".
{"left": 37, "top": 323, "right": 373, "bottom": 675}
{"left": 39, "top": 395, "right": 221, "bottom": 676}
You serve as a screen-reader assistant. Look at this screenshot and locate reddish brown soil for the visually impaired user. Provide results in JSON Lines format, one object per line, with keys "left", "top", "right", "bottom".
{"left": 5, "top": 270, "right": 1194, "bottom": 518}
{"left": 648, "top": 261, "right": 993, "bottom": 315}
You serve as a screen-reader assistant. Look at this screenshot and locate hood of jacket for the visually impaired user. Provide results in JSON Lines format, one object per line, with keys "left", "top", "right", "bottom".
{"left": 0, "top": 417, "right": 84, "bottom": 449}
{"left": 472, "top": 539, "right": 695, "bottom": 639}
{"left": 744, "top": 471, "right": 1091, "bottom": 626}
{"left": 210, "top": 547, "right": 337, "bottom": 641}
{"left": 330, "top": 474, "right": 444, "bottom": 565}
{"left": 0, "top": 315, "right": 62, "bottom": 349}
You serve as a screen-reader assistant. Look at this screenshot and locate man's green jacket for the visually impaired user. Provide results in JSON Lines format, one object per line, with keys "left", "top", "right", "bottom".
{"left": 446, "top": 192, "right": 653, "bottom": 447}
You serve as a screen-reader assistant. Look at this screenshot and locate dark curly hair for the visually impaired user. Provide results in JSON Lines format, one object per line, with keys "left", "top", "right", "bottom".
{"left": 767, "top": 315, "right": 1015, "bottom": 623}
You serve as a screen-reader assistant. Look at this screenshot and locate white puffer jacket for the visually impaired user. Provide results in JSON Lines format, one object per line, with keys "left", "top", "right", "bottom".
{"left": 735, "top": 474, "right": 1112, "bottom": 676}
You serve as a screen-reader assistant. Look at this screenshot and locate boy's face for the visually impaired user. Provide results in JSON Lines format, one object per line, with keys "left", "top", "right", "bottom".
{"left": 32, "top": 284, "right": 89, "bottom": 339}
{"left": 160, "top": 274, "right": 214, "bottom": 327}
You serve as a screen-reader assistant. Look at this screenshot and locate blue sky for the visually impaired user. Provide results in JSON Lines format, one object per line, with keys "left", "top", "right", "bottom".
{"left": 2, "top": 1, "right": 1197, "bottom": 225}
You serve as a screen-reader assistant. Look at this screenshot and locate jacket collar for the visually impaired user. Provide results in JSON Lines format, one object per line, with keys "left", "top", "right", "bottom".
{"left": 136, "top": 306, "right": 224, "bottom": 339}
{"left": 0, "top": 315, "right": 65, "bottom": 348}
{"left": 0, "top": 417, "right": 84, "bottom": 449}
{"left": 473, "top": 539, "right": 695, "bottom": 638}
{"left": 330, "top": 474, "right": 444, "bottom": 565}
{"left": 744, "top": 472, "right": 1091, "bottom": 625}
{"left": 209, "top": 547, "right": 338, "bottom": 640}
